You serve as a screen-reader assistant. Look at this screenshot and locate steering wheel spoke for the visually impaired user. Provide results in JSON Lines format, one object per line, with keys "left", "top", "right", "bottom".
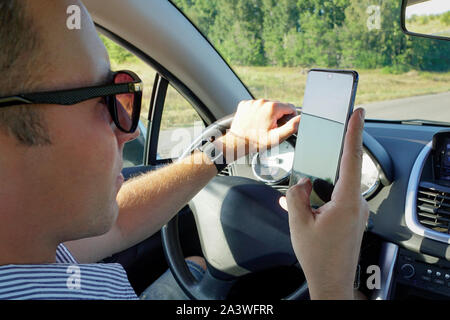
{"left": 190, "top": 176, "right": 297, "bottom": 275}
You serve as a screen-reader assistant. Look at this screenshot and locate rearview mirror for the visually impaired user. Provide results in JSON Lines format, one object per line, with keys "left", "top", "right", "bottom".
{"left": 401, "top": 0, "right": 450, "bottom": 41}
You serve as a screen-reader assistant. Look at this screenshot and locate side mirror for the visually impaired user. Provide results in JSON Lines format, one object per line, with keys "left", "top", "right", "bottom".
{"left": 401, "top": 0, "right": 450, "bottom": 41}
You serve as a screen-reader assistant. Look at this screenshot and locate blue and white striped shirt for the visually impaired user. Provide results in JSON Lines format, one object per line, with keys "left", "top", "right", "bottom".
{"left": 0, "top": 244, "right": 138, "bottom": 300}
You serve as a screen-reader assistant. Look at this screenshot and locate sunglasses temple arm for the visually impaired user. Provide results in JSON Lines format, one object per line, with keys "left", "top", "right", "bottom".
{"left": 21, "top": 83, "right": 132, "bottom": 106}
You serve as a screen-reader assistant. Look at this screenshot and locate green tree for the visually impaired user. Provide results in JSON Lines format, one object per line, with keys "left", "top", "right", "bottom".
{"left": 441, "top": 11, "right": 450, "bottom": 26}
{"left": 337, "top": 0, "right": 407, "bottom": 69}
{"left": 408, "top": 37, "right": 450, "bottom": 71}
{"left": 209, "top": 0, "right": 265, "bottom": 65}
{"left": 171, "top": 0, "right": 450, "bottom": 71}
{"left": 290, "top": 0, "right": 350, "bottom": 67}
{"left": 172, "top": 0, "right": 218, "bottom": 36}
{"left": 261, "top": 0, "right": 299, "bottom": 66}
{"left": 296, "top": 0, "right": 349, "bottom": 28}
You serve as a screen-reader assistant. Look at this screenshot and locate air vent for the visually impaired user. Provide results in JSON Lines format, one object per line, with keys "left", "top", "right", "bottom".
{"left": 416, "top": 183, "right": 450, "bottom": 234}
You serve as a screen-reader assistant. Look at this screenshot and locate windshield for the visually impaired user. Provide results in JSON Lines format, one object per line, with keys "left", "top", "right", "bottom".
{"left": 172, "top": 0, "right": 450, "bottom": 124}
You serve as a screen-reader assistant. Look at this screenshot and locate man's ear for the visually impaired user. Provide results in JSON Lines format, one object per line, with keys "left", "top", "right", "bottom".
{"left": 312, "top": 178, "right": 334, "bottom": 203}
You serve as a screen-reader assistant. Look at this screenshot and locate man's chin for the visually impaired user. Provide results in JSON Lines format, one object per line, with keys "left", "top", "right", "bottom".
{"left": 90, "top": 202, "right": 120, "bottom": 237}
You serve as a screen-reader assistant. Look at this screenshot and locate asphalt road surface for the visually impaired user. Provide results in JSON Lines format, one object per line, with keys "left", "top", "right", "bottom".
{"left": 361, "top": 92, "right": 450, "bottom": 123}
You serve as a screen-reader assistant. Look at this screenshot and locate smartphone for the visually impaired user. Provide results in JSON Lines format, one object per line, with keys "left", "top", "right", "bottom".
{"left": 289, "top": 69, "right": 359, "bottom": 207}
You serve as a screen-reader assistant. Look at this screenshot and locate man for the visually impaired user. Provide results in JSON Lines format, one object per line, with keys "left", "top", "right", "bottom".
{"left": 0, "top": 0, "right": 368, "bottom": 300}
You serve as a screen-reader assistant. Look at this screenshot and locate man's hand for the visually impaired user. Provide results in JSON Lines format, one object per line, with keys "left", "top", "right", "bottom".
{"left": 286, "top": 108, "right": 369, "bottom": 300}
{"left": 217, "top": 99, "right": 301, "bottom": 161}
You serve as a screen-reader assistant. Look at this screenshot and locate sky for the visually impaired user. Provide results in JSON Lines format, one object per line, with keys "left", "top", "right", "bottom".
{"left": 406, "top": 0, "right": 450, "bottom": 18}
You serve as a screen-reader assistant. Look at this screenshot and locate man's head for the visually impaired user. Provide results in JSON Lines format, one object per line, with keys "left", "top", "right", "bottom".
{"left": 0, "top": 0, "right": 50, "bottom": 145}
{"left": 0, "top": 0, "right": 139, "bottom": 259}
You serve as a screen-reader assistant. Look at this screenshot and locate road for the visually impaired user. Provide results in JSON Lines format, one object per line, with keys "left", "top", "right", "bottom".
{"left": 361, "top": 91, "right": 450, "bottom": 122}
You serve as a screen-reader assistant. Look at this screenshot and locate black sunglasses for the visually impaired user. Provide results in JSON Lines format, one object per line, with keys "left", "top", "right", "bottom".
{"left": 0, "top": 70, "right": 143, "bottom": 133}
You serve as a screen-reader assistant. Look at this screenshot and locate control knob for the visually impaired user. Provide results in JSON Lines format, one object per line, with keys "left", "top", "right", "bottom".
{"left": 400, "top": 264, "right": 415, "bottom": 279}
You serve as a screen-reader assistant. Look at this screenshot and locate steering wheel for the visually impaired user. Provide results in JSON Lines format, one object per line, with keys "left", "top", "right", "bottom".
{"left": 161, "top": 115, "right": 308, "bottom": 300}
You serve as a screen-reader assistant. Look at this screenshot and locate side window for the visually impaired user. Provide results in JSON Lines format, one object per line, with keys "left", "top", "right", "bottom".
{"left": 100, "top": 34, "right": 205, "bottom": 164}
{"left": 100, "top": 34, "right": 157, "bottom": 168}
{"left": 157, "top": 85, "right": 205, "bottom": 160}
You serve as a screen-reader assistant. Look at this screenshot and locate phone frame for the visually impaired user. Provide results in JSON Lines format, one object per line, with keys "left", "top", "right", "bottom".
{"left": 290, "top": 68, "right": 359, "bottom": 188}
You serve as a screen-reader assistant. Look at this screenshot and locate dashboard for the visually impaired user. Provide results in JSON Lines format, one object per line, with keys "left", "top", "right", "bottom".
{"left": 405, "top": 130, "right": 450, "bottom": 245}
{"left": 249, "top": 136, "right": 381, "bottom": 198}
{"left": 399, "top": 129, "right": 450, "bottom": 299}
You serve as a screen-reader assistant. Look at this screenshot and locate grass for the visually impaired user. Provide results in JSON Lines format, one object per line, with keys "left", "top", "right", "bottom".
{"left": 110, "top": 59, "right": 450, "bottom": 128}
{"left": 406, "top": 16, "right": 450, "bottom": 38}
{"left": 236, "top": 66, "right": 450, "bottom": 107}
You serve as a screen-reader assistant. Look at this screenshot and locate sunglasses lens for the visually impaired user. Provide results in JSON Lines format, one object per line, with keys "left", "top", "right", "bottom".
{"left": 114, "top": 72, "right": 135, "bottom": 132}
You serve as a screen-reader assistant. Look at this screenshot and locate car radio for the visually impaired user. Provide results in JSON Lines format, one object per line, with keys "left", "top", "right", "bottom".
{"left": 394, "top": 248, "right": 450, "bottom": 299}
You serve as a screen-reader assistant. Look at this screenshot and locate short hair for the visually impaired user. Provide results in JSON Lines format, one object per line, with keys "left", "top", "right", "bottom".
{"left": 0, "top": 0, "right": 51, "bottom": 146}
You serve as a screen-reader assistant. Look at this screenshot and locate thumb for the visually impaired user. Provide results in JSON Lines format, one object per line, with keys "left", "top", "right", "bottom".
{"left": 286, "top": 178, "right": 314, "bottom": 228}
{"left": 268, "top": 115, "right": 301, "bottom": 146}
